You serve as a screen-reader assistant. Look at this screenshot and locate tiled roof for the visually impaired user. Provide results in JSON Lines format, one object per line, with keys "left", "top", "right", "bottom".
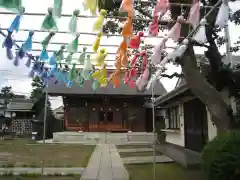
{"left": 6, "top": 99, "right": 34, "bottom": 111}
{"left": 45, "top": 79, "right": 167, "bottom": 96}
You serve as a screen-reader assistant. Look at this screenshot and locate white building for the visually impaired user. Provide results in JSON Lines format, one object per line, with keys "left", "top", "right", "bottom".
{"left": 155, "top": 78, "right": 219, "bottom": 152}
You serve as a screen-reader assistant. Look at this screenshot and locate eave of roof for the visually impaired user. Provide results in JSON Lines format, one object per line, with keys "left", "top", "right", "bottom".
{"left": 154, "top": 84, "right": 189, "bottom": 106}
{"left": 44, "top": 79, "right": 167, "bottom": 96}
{"left": 5, "top": 109, "right": 34, "bottom": 112}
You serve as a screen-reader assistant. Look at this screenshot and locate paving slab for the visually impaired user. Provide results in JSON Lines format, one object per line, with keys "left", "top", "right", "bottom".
{"left": 38, "top": 139, "right": 97, "bottom": 145}
{"left": 118, "top": 148, "right": 153, "bottom": 153}
{"left": 80, "top": 144, "right": 102, "bottom": 180}
{"left": 98, "top": 144, "right": 113, "bottom": 180}
{"left": 0, "top": 167, "right": 84, "bottom": 175}
{"left": 115, "top": 141, "right": 153, "bottom": 145}
{"left": 81, "top": 143, "right": 129, "bottom": 180}
{"left": 109, "top": 144, "right": 129, "bottom": 180}
{"left": 122, "top": 155, "right": 174, "bottom": 165}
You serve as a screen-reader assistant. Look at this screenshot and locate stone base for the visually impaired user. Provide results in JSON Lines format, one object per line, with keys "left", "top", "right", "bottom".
{"left": 53, "top": 132, "right": 156, "bottom": 144}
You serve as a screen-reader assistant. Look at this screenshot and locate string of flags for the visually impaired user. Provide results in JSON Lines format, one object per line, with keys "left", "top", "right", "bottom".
{"left": 0, "top": 0, "right": 230, "bottom": 92}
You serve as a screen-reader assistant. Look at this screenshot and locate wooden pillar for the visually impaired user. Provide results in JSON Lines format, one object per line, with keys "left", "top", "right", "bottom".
{"left": 85, "top": 102, "right": 89, "bottom": 132}
{"left": 64, "top": 106, "right": 69, "bottom": 131}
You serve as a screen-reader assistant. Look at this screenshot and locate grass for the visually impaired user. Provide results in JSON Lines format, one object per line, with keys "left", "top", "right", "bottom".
{"left": 0, "top": 139, "right": 95, "bottom": 167}
{"left": 126, "top": 163, "right": 205, "bottom": 180}
{"left": 1, "top": 176, "right": 80, "bottom": 180}
{"left": 119, "top": 151, "right": 162, "bottom": 158}
{"left": 116, "top": 145, "right": 151, "bottom": 149}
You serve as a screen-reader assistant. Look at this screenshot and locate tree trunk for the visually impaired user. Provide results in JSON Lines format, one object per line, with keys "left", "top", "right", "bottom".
{"left": 178, "top": 41, "right": 232, "bottom": 133}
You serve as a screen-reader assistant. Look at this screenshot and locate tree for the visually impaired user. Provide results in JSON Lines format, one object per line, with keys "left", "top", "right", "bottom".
{"left": 102, "top": 0, "right": 240, "bottom": 133}
{"left": 30, "top": 76, "right": 56, "bottom": 138}
{"left": 1, "top": 86, "right": 15, "bottom": 117}
{"left": 1, "top": 86, "right": 14, "bottom": 103}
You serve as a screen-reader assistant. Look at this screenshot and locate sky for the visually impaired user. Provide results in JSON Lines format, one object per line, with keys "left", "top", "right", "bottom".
{"left": 0, "top": 0, "right": 239, "bottom": 109}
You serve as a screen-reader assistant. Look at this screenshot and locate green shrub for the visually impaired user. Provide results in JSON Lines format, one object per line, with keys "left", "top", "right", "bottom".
{"left": 201, "top": 130, "right": 240, "bottom": 180}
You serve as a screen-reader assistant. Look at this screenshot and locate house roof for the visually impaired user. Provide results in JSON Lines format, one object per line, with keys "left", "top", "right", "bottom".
{"left": 175, "top": 77, "right": 186, "bottom": 88}
{"left": 154, "top": 84, "right": 188, "bottom": 106}
{"left": 5, "top": 99, "right": 34, "bottom": 112}
{"left": 45, "top": 79, "right": 167, "bottom": 96}
{"left": 155, "top": 55, "right": 240, "bottom": 106}
{"left": 0, "top": 94, "right": 25, "bottom": 99}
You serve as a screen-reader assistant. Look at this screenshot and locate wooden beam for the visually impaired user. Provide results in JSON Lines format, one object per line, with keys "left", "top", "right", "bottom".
{"left": 159, "top": 96, "right": 196, "bottom": 108}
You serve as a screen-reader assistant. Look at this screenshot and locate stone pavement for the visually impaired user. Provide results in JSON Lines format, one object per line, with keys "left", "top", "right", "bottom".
{"left": 80, "top": 144, "right": 129, "bottom": 180}
{"left": 123, "top": 155, "right": 174, "bottom": 165}
{"left": 38, "top": 139, "right": 97, "bottom": 145}
{"left": 118, "top": 148, "right": 153, "bottom": 153}
{"left": 0, "top": 167, "right": 84, "bottom": 175}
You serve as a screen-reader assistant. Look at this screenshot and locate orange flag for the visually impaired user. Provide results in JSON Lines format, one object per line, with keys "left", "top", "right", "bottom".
{"left": 109, "top": 69, "right": 121, "bottom": 88}
{"left": 119, "top": 0, "right": 134, "bottom": 16}
{"left": 121, "top": 16, "right": 133, "bottom": 38}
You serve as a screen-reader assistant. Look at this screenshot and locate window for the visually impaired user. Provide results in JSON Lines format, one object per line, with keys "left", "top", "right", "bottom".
{"left": 68, "top": 107, "right": 86, "bottom": 124}
{"left": 98, "top": 112, "right": 105, "bottom": 123}
{"left": 107, "top": 112, "right": 113, "bottom": 122}
{"left": 167, "top": 106, "right": 180, "bottom": 129}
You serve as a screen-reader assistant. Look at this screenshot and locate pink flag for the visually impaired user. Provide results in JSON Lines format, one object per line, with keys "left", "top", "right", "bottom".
{"left": 149, "top": 16, "right": 159, "bottom": 36}
{"left": 188, "top": 0, "right": 200, "bottom": 28}
{"left": 154, "top": 0, "right": 169, "bottom": 16}
{"left": 129, "top": 32, "right": 144, "bottom": 49}
{"left": 151, "top": 37, "right": 168, "bottom": 64}
{"left": 168, "top": 16, "right": 184, "bottom": 41}
{"left": 140, "top": 50, "right": 147, "bottom": 70}
{"left": 136, "top": 68, "right": 150, "bottom": 91}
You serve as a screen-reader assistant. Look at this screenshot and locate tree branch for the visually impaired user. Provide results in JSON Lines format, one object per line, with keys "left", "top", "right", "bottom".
{"left": 135, "top": 6, "right": 152, "bottom": 19}
{"left": 192, "top": 41, "right": 210, "bottom": 48}
{"left": 205, "top": 25, "right": 223, "bottom": 74}
{"left": 161, "top": 72, "right": 183, "bottom": 79}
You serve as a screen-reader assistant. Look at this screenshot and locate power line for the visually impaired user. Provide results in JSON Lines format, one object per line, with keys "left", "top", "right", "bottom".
{"left": 0, "top": 27, "right": 171, "bottom": 39}
{"left": 29, "top": 48, "right": 116, "bottom": 55}
{"left": 15, "top": 40, "right": 120, "bottom": 48}
{"left": 14, "top": 40, "right": 176, "bottom": 49}
{"left": 0, "top": 12, "right": 173, "bottom": 24}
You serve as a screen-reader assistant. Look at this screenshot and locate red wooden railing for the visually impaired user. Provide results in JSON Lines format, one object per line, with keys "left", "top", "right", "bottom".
{"left": 89, "top": 123, "right": 128, "bottom": 131}
{"left": 67, "top": 124, "right": 84, "bottom": 131}
{"left": 66, "top": 123, "right": 129, "bottom": 132}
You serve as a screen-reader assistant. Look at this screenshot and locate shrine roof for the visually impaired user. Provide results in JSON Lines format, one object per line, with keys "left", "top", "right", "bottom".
{"left": 45, "top": 79, "right": 167, "bottom": 96}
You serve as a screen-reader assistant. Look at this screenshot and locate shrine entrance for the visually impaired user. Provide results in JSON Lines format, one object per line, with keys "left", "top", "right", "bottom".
{"left": 89, "top": 106, "right": 128, "bottom": 132}
{"left": 98, "top": 108, "right": 114, "bottom": 124}
{"left": 96, "top": 107, "right": 115, "bottom": 132}
{"left": 64, "top": 96, "right": 146, "bottom": 132}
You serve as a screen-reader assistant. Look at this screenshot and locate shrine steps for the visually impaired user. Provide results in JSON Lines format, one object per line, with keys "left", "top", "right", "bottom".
{"left": 52, "top": 132, "right": 156, "bottom": 144}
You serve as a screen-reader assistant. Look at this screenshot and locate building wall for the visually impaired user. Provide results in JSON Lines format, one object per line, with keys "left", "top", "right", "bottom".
{"left": 164, "top": 104, "right": 185, "bottom": 147}
{"left": 163, "top": 103, "right": 217, "bottom": 148}
{"left": 206, "top": 107, "right": 217, "bottom": 141}
{"left": 64, "top": 96, "right": 147, "bottom": 132}
{"left": 12, "top": 119, "right": 32, "bottom": 135}
{"left": 160, "top": 88, "right": 232, "bottom": 150}
{"left": 0, "top": 109, "right": 4, "bottom": 115}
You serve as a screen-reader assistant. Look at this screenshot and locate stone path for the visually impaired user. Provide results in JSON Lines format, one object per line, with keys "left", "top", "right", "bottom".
{"left": 118, "top": 148, "right": 153, "bottom": 153}
{"left": 0, "top": 167, "right": 84, "bottom": 175}
{"left": 123, "top": 155, "right": 174, "bottom": 165}
{"left": 80, "top": 144, "right": 129, "bottom": 180}
{"left": 38, "top": 139, "right": 97, "bottom": 145}
{"left": 118, "top": 147, "right": 174, "bottom": 165}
